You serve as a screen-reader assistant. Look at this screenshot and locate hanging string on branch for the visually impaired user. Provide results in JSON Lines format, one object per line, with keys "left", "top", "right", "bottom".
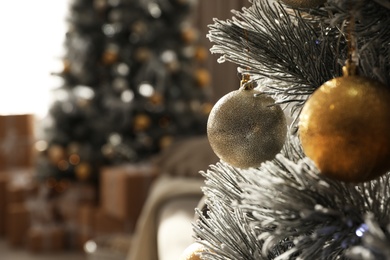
{"left": 207, "top": 27, "right": 287, "bottom": 169}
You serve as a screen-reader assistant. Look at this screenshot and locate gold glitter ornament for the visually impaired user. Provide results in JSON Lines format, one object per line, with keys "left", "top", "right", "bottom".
{"left": 179, "top": 242, "right": 206, "bottom": 260}
{"left": 207, "top": 77, "right": 287, "bottom": 169}
{"left": 280, "top": 0, "right": 326, "bottom": 8}
{"left": 299, "top": 65, "right": 390, "bottom": 183}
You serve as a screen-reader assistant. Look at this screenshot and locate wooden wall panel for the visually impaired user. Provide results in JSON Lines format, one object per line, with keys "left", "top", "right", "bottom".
{"left": 193, "top": 0, "right": 249, "bottom": 101}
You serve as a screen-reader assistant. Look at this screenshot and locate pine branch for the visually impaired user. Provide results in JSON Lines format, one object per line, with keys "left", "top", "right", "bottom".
{"left": 207, "top": 0, "right": 342, "bottom": 113}
{"left": 319, "top": 0, "right": 390, "bottom": 85}
{"left": 207, "top": 0, "right": 390, "bottom": 122}
{"left": 195, "top": 1, "right": 390, "bottom": 259}
{"left": 346, "top": 213, "right": 390, "bottom": 259}
{"left": 194, "top": 163, "right": 266, "bottom": 260}
{"left": 194, "top": 137, "right": 390, "bottom": 259}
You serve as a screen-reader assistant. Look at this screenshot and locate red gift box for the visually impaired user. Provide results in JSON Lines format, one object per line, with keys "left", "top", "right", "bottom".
{"left": 0, "top": 114, "right": 36, "bottom": 170}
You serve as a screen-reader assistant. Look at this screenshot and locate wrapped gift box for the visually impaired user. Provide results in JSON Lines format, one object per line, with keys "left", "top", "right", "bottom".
{"left": 84, "top": 234, "right": 132, "bottom": 260}
{"left": 0, "top": 174, "right": 8, "bottom": 236}
{"left": 6, "top": 202, "right": 30, "bottom": 247}
{"left": 26, "top": 225, "right": 66, "bottom": 253}
{"left": 76, "top": 204, "right": 130, "bottom": 250}
{"left": 6, "top": 168, "right": 38, "bottom": 204}
{"left": 94, "top": 208, "right": 129, "bottom": 235}
{"left": 76, "top": 204, "right": 99, "bottom": 250}
{"left": 1, "top": 168, "right": 37, "bottom": 237}
{"left": 100, "top": 163, "right": 158, "bottom": 231}
{"left": 56, "top": 182, "right": 98, "bottom": 226}
{"left": 0, "top": 114, "right": 36, "bottom": 170}
{"left": 78, "top": 204, "right": 96, "bottom": 237}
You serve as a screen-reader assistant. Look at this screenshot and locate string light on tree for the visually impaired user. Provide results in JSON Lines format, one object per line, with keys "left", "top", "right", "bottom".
{"left": 207, "top": 75, "right": 287, "bottom": 169}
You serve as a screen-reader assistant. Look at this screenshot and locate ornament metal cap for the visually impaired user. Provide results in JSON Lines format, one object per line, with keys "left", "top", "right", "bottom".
{"left": 240, "top": 74, "right": 256, "bottom": 90}
{"left": 342, "top": 60, "right": 358, "bottom": 77}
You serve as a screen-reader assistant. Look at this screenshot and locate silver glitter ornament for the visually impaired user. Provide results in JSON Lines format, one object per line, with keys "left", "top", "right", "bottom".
{"left": 207, "top": 77, "right": 287, "bottom": 169}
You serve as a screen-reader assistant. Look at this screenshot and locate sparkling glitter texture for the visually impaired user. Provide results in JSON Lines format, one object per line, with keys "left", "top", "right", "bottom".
{"left": 207, "top": 87, "right": 287, "bottom": 169}
{"left": 299, "top": 75, "right": 390, "bottom": 182}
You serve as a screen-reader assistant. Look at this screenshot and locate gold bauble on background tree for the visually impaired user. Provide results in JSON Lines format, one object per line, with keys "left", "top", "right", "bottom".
{"left": 207, "top": 75, "right": 287, "bottom": 169}
{"left": 299, "top": 63, "right": 390, "bottom": 182}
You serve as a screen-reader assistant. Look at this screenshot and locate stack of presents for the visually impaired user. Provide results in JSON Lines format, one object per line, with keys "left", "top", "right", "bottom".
{"left": 0, "top": 114, "right": 158, "bottom": 254}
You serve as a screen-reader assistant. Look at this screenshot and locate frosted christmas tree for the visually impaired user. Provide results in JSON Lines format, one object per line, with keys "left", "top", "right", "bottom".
{"left": 36, "top": 0, "right": 212, "bottom": 184}
{"left": 184, "top": 0, "right": 390, "bottom": 259}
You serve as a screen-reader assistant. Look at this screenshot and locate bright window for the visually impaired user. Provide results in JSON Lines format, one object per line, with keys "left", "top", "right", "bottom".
{"left": 0, "top": 0, "right": 68, "bottom": 118}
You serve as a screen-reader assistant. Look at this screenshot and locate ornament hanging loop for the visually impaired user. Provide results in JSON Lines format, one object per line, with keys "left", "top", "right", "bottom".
{"left": 343, "top": 3, "right": 359, "bottom": 77}
{"left": 343, "top": 60, "right": 358, "bottom": 77}
{"left": 239, "top": 28, "right": 257, "bottom": 91}
{"left": 240, "top": 74, "right": 256, "bottom": 90}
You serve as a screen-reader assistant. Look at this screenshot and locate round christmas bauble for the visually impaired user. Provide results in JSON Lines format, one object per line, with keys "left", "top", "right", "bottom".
{"left": 75, "top": 162, "right": 92, "bottom": 181}
{"left": 159, "top": 135, "right": 173, "bottom": 149}
{"left": 134, "top": 47, "right": 152, "bottom": 63}
{"left": 299, "top": 75, "right": 390, "bottom": 182}
{"left": 194, "top": 69, "right": 211, "bottom": 88}
{"left": 102, "top": 50, "right": 118, "bottom": 65}
{"left": 179, "top": 242, "right": 206, "bottom": 260}
{"left": 181, "top": 27, "right": 198, "bottom": 44}
{"left": 194, "top": 46, "right": 208, "bottom": 62}
{"left": 48, "top": 145, "right": 66, "bottom": 164}
{"left": 207, "top": 87, "right": 287, "bottom": 169}
{"left": 133, "top": 114, "right": 152, "bottom": 132}
{"left": 280, "top": 0, "right": 326, "bottom": 8}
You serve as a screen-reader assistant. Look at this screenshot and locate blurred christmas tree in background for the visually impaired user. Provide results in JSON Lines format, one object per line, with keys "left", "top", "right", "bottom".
{"left": 36, "top": 0, "right": 213, "bottom": 185}
{"left": 187, "top": 0, "right": 390, "bottom": 259}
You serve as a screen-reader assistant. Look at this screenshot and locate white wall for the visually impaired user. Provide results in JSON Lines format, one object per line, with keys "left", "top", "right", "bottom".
{"left": 0, "top": 0, "right": 68, "bottom": 118}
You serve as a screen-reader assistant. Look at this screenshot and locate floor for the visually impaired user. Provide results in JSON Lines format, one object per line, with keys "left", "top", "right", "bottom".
{"left": 0, "top": 239, "right": 86, "bottom": 260}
